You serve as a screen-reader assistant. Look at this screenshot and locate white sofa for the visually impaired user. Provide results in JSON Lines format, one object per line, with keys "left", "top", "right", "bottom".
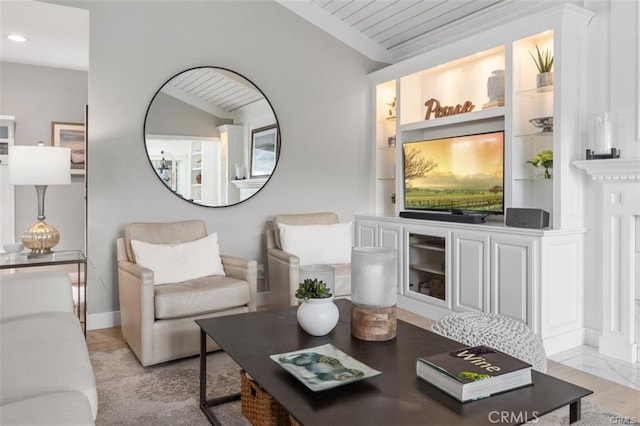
{"left": 0, "top": 271, "right": 97, "bottom": 425}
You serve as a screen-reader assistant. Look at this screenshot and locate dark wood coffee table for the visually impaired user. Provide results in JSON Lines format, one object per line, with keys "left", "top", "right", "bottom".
{"left": 196, "top": 300, "right": 592, "bottom": 425}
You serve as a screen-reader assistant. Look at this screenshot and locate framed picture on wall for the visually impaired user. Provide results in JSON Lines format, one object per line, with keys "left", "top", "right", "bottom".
{"left": 250, "top": 124, "right": 279, "bottom": 178}
{"left": 52, "top": 121, "right": 85, "bottom": 175}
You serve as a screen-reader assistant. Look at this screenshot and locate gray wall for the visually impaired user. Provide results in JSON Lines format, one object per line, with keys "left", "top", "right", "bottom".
{"left": 0, "top": 61, "right": 87, "bottom": 251}
{"left": 78, "top": 1, "right": 378, "bottom": 319}
{"left": 146, "top": 92, "right": 231, "bottom": 137}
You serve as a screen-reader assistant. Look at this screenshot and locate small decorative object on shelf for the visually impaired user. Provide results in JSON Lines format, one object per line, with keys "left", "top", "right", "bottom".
{"left": 586, "top": 112, "right": 619, "bottom": 159}
{"left": 527, "top": 149, "right": 553, "bottom": 179}
{"left": 3, "top": 242, "right": 23, "bottom": 258}
{"left": 387, "top": 135, "right": 396, "bottom": 147}
{"left": 387, "top": 97, "right": 396, "bottom": 118}
{"left": 234, "top": 164, "right": 246, "bottom": 180}
{"left": 195, "top": 173, "right": 202, "bottom": 184}
{"left": 483, "top": 70, "right": 505, "bottom": 109}
{"left": 529, "top": 116, "right": 553, "bottom": 133}
{"left": 529, "top": 45, "right": 554, "bottom": 89}
{"left": 295, "top": 279, "right": 338, "bottom": 337}
{"left": 351, "top": 247, "right": 397, "bottom": 341}
{"left": 424, "top": 98, "right": 475, "bottom": 120}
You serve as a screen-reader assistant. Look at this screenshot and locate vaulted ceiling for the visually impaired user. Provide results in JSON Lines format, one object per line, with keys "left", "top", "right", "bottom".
{"left": 277, "top": 0, "right": 505, "bottom": 63}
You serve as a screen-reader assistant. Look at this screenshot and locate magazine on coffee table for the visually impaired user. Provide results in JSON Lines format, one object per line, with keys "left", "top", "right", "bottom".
{"left": 270, "top": 343, "right": 382, "bottom": 391}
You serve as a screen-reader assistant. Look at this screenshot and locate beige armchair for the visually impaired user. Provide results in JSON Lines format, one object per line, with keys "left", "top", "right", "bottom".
{"left": 116, "top": 220, "right": 257, "bottom": 366}
{"left": 266, "top": 212, "right": 351, "bottom": 308}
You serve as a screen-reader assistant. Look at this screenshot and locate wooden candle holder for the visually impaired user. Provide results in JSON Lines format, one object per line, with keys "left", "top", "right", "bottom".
{"left": 351, "top": 303, "right": 397, "bottom": 341}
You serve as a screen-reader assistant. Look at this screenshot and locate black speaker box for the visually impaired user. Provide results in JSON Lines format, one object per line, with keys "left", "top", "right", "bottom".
{"left": 505, "top": 208, "right": 550, "bottom": 229}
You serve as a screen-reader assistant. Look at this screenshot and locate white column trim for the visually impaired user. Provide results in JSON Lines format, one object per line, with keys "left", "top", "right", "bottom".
{"left": 575, "top": 159, "right": 639, "bottom": 363}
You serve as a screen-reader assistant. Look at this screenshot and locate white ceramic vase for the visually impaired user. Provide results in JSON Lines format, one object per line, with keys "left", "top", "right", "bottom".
{"left": 296, "top": 296, "right": 339, "bottom": 336}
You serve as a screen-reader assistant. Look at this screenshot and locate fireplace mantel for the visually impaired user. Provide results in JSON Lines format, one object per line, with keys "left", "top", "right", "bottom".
{"left": 231, "top": 178, "right": 268, "bottom": 201}
{"left": 574, "top": 158, "right": 639, "bottom": 363}
{"left": 573, "top": 159, "right": 640, "bottom": 180}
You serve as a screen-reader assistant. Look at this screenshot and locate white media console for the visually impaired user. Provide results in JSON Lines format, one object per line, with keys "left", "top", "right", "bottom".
{"left": 354, "top": 214, "right": 586, "bottom": 356}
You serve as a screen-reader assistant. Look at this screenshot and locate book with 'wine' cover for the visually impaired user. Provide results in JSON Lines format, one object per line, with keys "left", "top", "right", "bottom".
{"left": 416, "top": 345, "right": 532, "bottom": 402}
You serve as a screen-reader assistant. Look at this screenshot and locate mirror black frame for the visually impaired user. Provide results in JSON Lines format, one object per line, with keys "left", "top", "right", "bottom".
{"left": 143, "top": 66, "right": 280, "bottom": 207}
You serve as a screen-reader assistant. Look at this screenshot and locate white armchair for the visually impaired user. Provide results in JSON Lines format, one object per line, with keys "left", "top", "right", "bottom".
{"left": 116, "top": 220, "right": 257, "bottom": 366}
{"left": 266, "top": 212, "right": 351, "bottom": 308}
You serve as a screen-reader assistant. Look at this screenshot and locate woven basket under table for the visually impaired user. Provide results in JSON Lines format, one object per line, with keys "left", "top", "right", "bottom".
{"left": 240, "top": 370, "right": 292, "bottom": 426}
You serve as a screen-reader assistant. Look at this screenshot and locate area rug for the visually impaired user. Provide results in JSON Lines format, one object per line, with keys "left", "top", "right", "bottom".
{"left": 90, "top": 347, "right": 247, "bottom": 426}
{"left": 91, "top": 346, "right": 622, "bottom": 425}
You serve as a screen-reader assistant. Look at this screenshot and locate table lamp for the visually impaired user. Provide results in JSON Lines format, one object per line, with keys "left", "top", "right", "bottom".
{"left": 9, "top": 142, "right": 71, "bottom": 254}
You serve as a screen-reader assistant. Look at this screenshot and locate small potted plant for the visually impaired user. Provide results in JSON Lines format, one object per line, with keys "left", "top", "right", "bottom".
{"left": 529, "top": 45, "right": 554, "bottom": 89}
{"left": 295, "top": 279, "right": 338, "bottom": 336}
{"left": 295, "top": 278, "right": 332, "bottom": 300}
{"left": 527, "top": 149, "right": 553, "bottom": 179}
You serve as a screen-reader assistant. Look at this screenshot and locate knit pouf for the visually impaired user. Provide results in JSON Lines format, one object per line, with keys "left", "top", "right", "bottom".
{"left": 431, "top": 311, "right": 547, "bottom": 372}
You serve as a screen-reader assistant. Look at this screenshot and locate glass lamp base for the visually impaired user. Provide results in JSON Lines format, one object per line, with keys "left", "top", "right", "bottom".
{"left": 22, "top": 220, "right": 60, "bottom": 254}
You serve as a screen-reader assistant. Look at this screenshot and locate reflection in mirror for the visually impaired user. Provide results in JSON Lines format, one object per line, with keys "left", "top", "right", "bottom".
{"left": 144, "top": 67, "right": 279, "bottom": 207}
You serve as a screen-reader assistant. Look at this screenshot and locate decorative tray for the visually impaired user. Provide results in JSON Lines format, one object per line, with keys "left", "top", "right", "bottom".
{"left": 270, "top": 343, "right": 381, "bottom": 392}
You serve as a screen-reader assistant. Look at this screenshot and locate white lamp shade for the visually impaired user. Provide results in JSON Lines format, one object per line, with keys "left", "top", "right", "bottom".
{"left": 9, "top": 145, "right": 71, "bottom": 185}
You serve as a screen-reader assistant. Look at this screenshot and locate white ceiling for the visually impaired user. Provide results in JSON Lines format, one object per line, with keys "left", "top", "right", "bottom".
{"left": 0, "top": 0, "right": 89, "bottom": 71}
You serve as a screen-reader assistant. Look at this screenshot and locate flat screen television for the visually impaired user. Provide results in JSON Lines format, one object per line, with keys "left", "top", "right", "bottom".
{"left": 402, "top": 131, "right": 504, "bottom": 219}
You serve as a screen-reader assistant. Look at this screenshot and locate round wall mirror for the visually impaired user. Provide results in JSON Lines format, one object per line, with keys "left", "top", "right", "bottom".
{"left": 144, "top": 67, "right": 280, "bottom": 207}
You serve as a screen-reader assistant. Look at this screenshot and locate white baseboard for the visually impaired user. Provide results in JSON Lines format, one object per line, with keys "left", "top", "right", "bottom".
{"left": 86, "top": 291, "right": 273, "bottom": 331}
{"left": 543, "top": 328, "right": 586, "bottom": 356}
{"left": 598, "top": 334, "right": 638, "bottom": 363}
{"left": 87, "top": 310, "right": 121, "bottom": 331}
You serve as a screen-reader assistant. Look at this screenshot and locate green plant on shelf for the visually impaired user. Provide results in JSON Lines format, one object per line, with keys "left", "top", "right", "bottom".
{"left": 529, "top": 45, "right": 553, "bottom": 73}
{"left": 527, "top": 149, "right": 553, "bottom": 179}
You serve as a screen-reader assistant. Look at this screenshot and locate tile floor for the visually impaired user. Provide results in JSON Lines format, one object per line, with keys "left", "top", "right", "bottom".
{"left": 549, "top": 300, "right": 640, "bottom": 391}
{"left": 549, "top": 345, "right": 640, "bottom": 391}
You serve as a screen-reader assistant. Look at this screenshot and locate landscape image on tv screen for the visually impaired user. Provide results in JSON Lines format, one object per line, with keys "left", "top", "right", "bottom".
{"left": 403, "top": 131, "right": 504, "bottom": 214}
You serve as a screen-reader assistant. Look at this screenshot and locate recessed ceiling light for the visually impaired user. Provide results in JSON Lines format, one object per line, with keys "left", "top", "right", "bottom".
{"left": 7, "top": 34, "right": 27, "bottom": 43}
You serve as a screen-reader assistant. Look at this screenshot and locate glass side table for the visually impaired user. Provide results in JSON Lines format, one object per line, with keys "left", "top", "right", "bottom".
{"left": 0, "top": 250, "right": 87, "bottom": 335}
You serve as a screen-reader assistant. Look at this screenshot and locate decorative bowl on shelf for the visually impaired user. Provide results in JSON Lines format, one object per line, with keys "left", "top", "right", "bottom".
{"left": 3, "top": 242, "right": 24, "bottom": 254}
{"left": 529, "top": 116, "right": 553, "bottom": 133}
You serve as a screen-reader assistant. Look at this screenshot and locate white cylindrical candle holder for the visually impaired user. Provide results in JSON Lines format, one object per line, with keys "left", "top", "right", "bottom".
{"left": 587, "top": 112, "right": 618, "bottom": 158}
{"left": 235, "top": 164, "right": 245, "bottom": 179}
{"left": 350, "top": 247, "right": 397, "bottom": 341}
{"left": 299, "top": 264, "right": 335, "bottom": 296}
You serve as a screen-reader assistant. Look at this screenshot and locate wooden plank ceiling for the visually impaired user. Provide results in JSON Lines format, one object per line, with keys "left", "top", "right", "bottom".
{"left": 314, "top": 0, "right": 503, "bottom": 50}
{"left": 278, "top": 0, "right": 506, "bottom": 63}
